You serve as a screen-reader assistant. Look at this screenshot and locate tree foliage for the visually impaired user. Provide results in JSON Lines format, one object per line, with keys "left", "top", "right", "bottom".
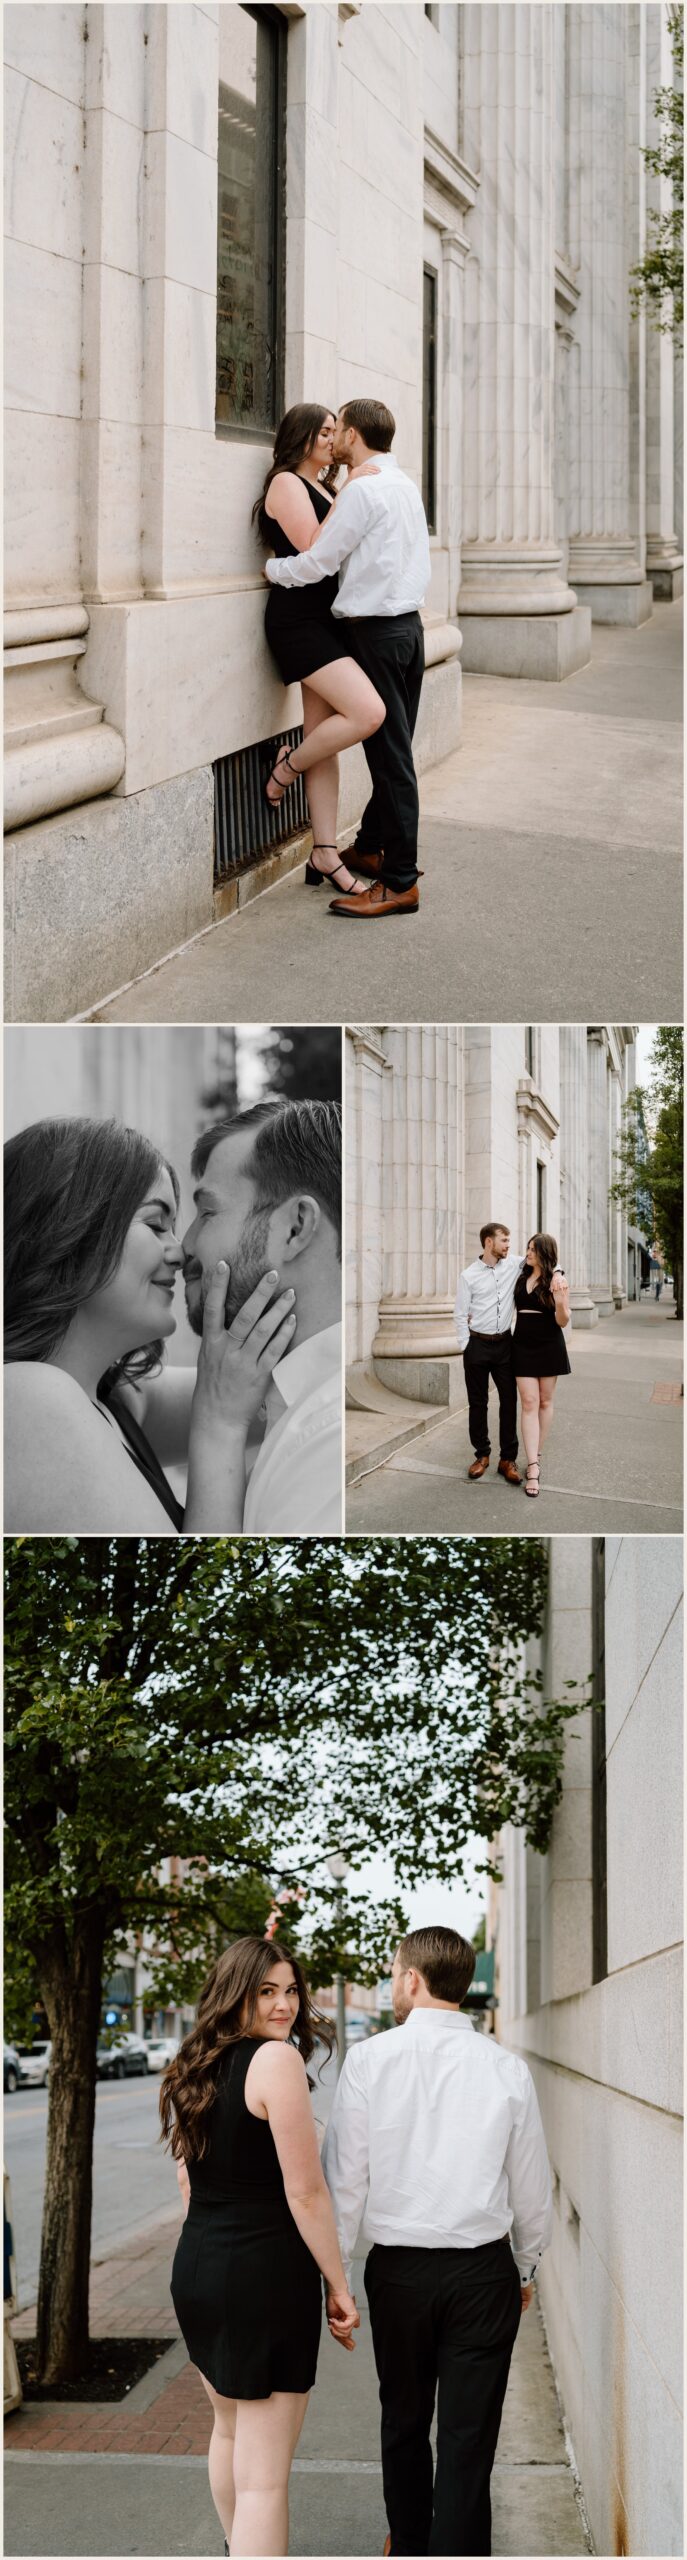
{"left": 610, "top": 1027, "right": 683, "bottom": 1317}
{"left": 630, "top": 5, "right": 684, "bottom": 334}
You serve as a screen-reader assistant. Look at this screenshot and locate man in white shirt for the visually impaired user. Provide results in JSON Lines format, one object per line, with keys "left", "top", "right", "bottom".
{"left": 322, "top": 1926, "right": 552, "bottom": 2559}
{"left": 265, "top": 398, "right": 430, "bottom": 918}
{"left": 181, "top": 1099, "right": 342, "bottom": 1530}
{"left": 454, "top": 1220, "right": 524, "bottom": 1486}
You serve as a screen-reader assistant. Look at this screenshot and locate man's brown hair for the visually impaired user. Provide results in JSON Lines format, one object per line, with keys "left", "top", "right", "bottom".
{"left": 396, "top": 1926, "right": 476, "bottom": 2005}
{"left": 339, "top": 398, "right": 396, "bottom": 452}
{"left": 480, "top": 1220, "right": 510, "bottom": 1249}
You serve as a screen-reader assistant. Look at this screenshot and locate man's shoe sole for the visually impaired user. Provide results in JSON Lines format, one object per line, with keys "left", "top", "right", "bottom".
{"left": 329, "top": 900, "right": 419, "bottom": 918}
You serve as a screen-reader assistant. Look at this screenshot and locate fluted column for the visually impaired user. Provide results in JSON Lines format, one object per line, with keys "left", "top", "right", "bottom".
{"left": 458, "top": 5, "right": 590, "bottom": 680}
{"left": 567, "top": 5, "right": 653, "bottom": 624}
{"left": 372, "top": 1025, "right": 464, "bottom": 1404}
{"left": 587, "top": 1030, "right": 614, "bottom": 1315}
{"left": 609, "top": 1058, "right": 626, "bottom": 1307}
{"left": 559, "top": 1027, "right": 598, "bottom": 1326}
{"left": 644, "top": 5, "right": 684, "bottom": 598}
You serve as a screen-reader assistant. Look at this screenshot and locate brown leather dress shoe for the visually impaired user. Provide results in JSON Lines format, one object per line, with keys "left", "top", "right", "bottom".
{"left": 383, "top": 2540, "right": 392, "bottom": 2557}
{"left": 348, "top": 850, "right": 425, "bottom": 881}
{"left": 329, "top": 879, "right": 419, "bottom": 918}
{"left": 498, "top": 1458, "right": 522, "bottom": 1485}
{"left": 468, "top": 1454, "right": 490, "bottom": 1478}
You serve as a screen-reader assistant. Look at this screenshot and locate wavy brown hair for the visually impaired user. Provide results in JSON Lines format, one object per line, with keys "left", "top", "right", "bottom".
{"left": 252, "top": 404, "right": 339, "bottom": 544}
{"left": 4, "top": 1118, "right": 180, "bottom": 1387}
{"left": 524, "top": 1233, "right": 560, "bottom": 1308}
{"left": 159, "top": 1936, "right": 336, "bottom": 2163}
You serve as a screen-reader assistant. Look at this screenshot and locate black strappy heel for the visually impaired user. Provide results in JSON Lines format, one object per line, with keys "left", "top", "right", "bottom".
{"left": 305, "top": 845, "right": 367, "bottom": 893}
{"left": 265, "top": 743, "right": 300, "bottom": 807}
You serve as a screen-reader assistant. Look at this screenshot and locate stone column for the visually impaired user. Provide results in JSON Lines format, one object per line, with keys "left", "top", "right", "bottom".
{"left": 458, "top": 4, "right": 590, "bottom": 680}
{"left": 609, "top": 1057, "right": 626, "bottom": 1308}
{"left": 567, "top": 4, "right": 653, "bottom": 624}
{"left": 644, "top": 5, "right": 683, "bottom": 598}
{"left": 587, "top": 1029, "right": 614, "bottom": 1316}
{"left": 344, "top": 1027, "right": 390, "bottom": 1378}
{"left": 559, "top": 1027, "right": 598, "bottom": 1325}
{"left": 372, "top": 1024, "right": 464, "bottom": 1405}
{"left": 441, "top": 226, "right": 469, "bottom": 619}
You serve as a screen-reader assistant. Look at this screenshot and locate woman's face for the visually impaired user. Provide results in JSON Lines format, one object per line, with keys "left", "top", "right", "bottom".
{"left": 526, "top": 1240, "right": 541, "bottom": 1272}
{"left": 91, "top": 1164, "right": 182, "bottom": 1351}
{"left": 310, "top": 413, "right": 336, "bottom": 469}
{"left": 245, "top": 1962, "right": 300, "bottom": 2041}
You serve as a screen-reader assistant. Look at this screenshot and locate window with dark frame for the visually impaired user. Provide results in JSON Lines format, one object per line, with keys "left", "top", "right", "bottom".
{"left": 591, "top": 1537, "right": 608, "bottom": 1983}
{"left": 536, "top": 1162, "right": 546, "bottom": 1232}
{"left": 216, "top": 4, "right": 286, "bottom": 437}
{"left": 525, "top": 1025, "right": 535, "bottom": 1077}
{"left": 422, "top": 265, "right": 438, "bottom": 534}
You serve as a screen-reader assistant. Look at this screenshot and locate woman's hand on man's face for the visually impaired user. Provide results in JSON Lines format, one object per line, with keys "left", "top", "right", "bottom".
{"left": 193, "top": 1262, "right": 297, "bottom": 1431}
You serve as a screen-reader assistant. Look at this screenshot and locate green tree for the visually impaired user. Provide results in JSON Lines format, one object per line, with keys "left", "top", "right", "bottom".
{"left": 610, "top": 1027, "right": 683, "bottom": 1317}
{"left": 5, "top": 1535, "right": 585, "bottom": 2385}
{"left": 630, "top": 4, "right": 684, "bottom": 334}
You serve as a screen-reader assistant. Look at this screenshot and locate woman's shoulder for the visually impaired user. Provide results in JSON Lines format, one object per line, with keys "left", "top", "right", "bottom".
{"left": 4, "top": 1361, "right": 91, "bottom": 1417}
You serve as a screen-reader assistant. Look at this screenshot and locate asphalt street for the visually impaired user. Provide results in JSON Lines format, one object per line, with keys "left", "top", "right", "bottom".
{"left": 91, "top": 604, "right": 683, "bottom": 1027}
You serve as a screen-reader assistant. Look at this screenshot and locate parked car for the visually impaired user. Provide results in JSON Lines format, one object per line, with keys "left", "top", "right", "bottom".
{"left": 143, "top": 2037, "right": 180, "bottom": 2074}
{"left": 17, "top": 2040, "right": 52, "bottom": 2087}
{"left": 96, "top": 2033, "right": 150, "bottom": 2081}
{"left": 4, "top": 2045, "right": 21, "bottom": 2094}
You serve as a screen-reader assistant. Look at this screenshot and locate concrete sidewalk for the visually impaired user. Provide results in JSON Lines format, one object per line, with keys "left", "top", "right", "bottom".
{"left": 5, "top": 2216, "right": 591, "bottom": 2556}
{"left": 346, "top": 1297, "right": 683, "bottom": 1534}
{"left": 90, "top": 604, "right": 683, "bottom": 1027}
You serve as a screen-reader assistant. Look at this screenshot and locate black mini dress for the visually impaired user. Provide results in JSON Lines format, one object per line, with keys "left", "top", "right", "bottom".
{"left": 512, "top": 1271, "right": 571, "bottom": 1377}
{"left": 264, "top": 479, "right": 353, "bottom": 684}
{"left": 170, "top": 2038, "right": 322, "bottom": 2400}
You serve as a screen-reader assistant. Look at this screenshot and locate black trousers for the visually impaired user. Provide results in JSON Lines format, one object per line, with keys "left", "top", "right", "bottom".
{"left": 347, "top": 611, "right": 425, "bottom": 886}
{"left": 463, "top": 1334, "right": 518, "bottom": 1462}
{"left": 365, "top": 2240, "right": 522, "bottom": 2558}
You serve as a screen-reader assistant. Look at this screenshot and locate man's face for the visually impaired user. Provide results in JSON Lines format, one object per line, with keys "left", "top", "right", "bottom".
{"left": 391, "top": 1952, "right": 413, "bottom": 2024}
{"left": 332, "top": 411, "right": 357, "bottom": 466}
{"left": 182, "top": 1129, "right": 276, "bottom": 1336}
{"left": 492, "top": 1228, "right": 511, "bottom": 1260}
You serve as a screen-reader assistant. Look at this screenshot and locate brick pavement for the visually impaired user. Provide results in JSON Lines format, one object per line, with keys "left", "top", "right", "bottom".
{"left": 6, "top": 2213, "right": 208, "bottom": 2458}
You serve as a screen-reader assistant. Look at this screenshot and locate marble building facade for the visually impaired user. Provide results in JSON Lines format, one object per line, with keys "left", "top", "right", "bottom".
{"left": 4, "top": 3, "right": 682, "bottom": 1015}
{"left": 489, "top": 1536, "right": 683, "bottom": 2559}
{"left": 345, "top": 1022, "right": 638, "bottom": 1407}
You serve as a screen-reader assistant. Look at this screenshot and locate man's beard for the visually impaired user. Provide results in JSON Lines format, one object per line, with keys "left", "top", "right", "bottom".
{"left": 184, "top": 1207, "right": 274, "bottom": 1336}
{"left": 392, "top": 1987, "right": 411, "bottom": 2025}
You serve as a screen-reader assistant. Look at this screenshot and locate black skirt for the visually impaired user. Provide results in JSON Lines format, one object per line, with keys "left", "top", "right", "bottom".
{"left": 171, "top": 2190, "right": 322, "bottom": 2399}
{"left": 512, "top": 1312, "right": 571, "bottom": 1376}
{"left": 264, "top": 585, "right": 353, "bottom": 686}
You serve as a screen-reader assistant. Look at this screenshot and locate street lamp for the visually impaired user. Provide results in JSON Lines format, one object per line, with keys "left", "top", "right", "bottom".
{"left": 327, "top": 1853, "right": 348, "bottom": 2074}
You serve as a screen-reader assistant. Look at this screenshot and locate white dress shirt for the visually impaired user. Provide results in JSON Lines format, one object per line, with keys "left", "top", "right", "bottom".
{"left": 322, "top": 2008, "right": 552, "bottom": 2284}
{"left": 264, "top": 452, "right": 431, "bottom": 618}
{"left": 454, "top": 1253, "right": 525, "bottom": 1351}
{"left": 242, "top": 1322, "right": 341, "bottom": 1534}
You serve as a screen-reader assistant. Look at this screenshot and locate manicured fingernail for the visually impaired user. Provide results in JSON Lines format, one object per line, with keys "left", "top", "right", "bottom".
{"left": 286, "top": 1288, "right": 296, "bottom": 1300}
{"left": 217, "top": 1260, "right": 228, "bottom": 1271}
{"left": 267, "top": 1269, "right": 279, "bottom": 1282}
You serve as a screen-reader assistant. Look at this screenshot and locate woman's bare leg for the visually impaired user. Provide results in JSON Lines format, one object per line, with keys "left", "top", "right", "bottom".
{"left": 231, "top": 2389, "right": 309, "bottom": 2557}
{"left": 537, "top": 1380, "right": 557, "bottom": 1450}
{"left": 517, "top": 1379, "right": 541, "bottom": 1472}
{"left": 200, "top": 2376, "right": 237, "bottom": 2545}
{"left": 301, "top": 680, "right": 339, "bottom": 850}
{"left": 266, "top": 661, "right": 384, "bottom": 798}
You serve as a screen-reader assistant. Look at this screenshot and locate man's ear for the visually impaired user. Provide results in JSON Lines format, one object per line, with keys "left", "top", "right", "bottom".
{"left": 280, "top": 1192, "right": 321, "bottom": 1263}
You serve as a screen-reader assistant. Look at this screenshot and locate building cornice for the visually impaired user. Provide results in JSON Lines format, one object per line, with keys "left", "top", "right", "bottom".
{"left": 424, "top": 127, "right": 480, "bottom": 229}
{"left": 516, "top": 1077, "right": 560, "bottom": 1144}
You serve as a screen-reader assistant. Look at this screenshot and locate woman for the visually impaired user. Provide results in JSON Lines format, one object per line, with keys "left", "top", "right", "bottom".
{"left": 513, "top": 1233, "right": 571, "bottom": 1497}
{"left": 254, "top": 404, "right": 385, "bottom": 893}
{"left": 4, "top": 1119, "right": 297, "bottom": 1533}
{"left": 161, "top": 1938, "right": 358, "bottom": 2557}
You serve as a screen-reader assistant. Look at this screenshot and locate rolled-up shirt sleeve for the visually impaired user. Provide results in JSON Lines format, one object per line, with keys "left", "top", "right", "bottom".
{"left": 506, "top": 2065, "right": 553, "bottom": 2278}
{"left": 454, "top": 1268, "right": 471, "bottom": 1351}
{"left": 321, "top": 2050, "right": 370, "bottom": 2284}
{"left": 265, "top": 482, "right": 373, "bottom": 588}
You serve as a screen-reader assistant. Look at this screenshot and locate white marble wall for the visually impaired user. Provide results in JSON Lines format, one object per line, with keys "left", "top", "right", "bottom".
{"left": 493, "top": 1537, "right": 684, "bottom": 2560}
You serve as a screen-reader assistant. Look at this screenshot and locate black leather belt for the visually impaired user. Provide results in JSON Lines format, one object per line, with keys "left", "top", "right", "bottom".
{"left": 470, "top": 1330, "right": 508, "bottom": 1342}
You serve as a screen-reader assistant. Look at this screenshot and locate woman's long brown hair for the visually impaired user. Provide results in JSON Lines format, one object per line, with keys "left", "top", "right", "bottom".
{"left": 252, "top": 404, "right": 339, "bottom": 543}
{"left": 159, "top": 1936, "right": 336, "bottom": 2163}
{"left": 525, "top": 1233, "right": 560, "bottom": 1308}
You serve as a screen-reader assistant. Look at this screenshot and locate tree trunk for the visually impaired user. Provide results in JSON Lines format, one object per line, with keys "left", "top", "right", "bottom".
{"left": 35, "top": 1910, "right": 107, "bottom": 2385}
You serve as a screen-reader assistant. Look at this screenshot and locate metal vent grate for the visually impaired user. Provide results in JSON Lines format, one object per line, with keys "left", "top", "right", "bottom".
{"left": 213, "top": 727, "right": 309, "bottom": 878}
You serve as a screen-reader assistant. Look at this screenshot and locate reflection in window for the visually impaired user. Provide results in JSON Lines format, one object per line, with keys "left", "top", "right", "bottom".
{"left": 216, "top": 5, "right": 285, "bottom": 435}
{"left": 422, "top": 265, "right": 438, "bottom": 534}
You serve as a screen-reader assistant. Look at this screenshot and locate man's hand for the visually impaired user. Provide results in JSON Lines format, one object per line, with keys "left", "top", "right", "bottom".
{"left": 325, "top": 2283, "right": 360, "bottom": 2351}
{"left": 193, "top": 1264, "right": 297, "bottom": 1434}
{"left": 520, "top": 2282, "right": 534, "bottom": 2312}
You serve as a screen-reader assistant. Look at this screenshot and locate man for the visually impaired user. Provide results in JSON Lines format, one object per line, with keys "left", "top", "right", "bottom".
{"left": 454, "top": 1222, "right": 525, "bottom": 1485}
{"left": 181, "top": 1099, "right": 342, "bottom": 1531}
{"left": 322, "top": 1926, "right": 552, "bottom": 2560}
{"left": 264, "top": 398, "right": 430, "bottom": 919}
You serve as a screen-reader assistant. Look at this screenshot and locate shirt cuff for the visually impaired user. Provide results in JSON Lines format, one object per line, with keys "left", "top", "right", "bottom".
{"left": 264, "top": 559, "right": 279, "bottom": 582}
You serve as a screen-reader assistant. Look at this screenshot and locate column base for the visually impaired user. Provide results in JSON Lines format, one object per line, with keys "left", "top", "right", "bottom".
{"left": 590, "top": 1289, "right": 615, "bottom": 1318}
{"left": 459, "top": 605, "right": 591, "bottom": 682}
{"left": 648, "top": 562, "right": 683, "bottom": 601}
{"left": 569, "top": 1289, "right": 599, "bottom": 1330}
{"left": 372, "top": 1354, "right": 464, "bottom": 1409}
{"left": 571, "top": 578, "right": 653, "bottom": 627}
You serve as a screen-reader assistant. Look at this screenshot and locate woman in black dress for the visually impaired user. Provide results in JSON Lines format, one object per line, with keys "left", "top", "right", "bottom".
{"left": 513, "top": 1233, "right": 571, "bottom": 1498}
{"left": 161, "top": 1936, "right": 359, "bottom": 2556}
{"left": 254, "top": 404, "right": 385, "bottom": 892}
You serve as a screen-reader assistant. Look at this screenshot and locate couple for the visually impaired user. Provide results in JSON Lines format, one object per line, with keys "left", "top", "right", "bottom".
{"left": 257, "top": 397, "right": 430, "bottom": 919}
{"left": 163, "top": 1925, "right": 552, "bottom": 2560}
{"left": 455, "top": 1223, "right": 571, "bottom": 1498}
{"left": 4, "top": 1098, "right": 341, "bottom": 1534}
